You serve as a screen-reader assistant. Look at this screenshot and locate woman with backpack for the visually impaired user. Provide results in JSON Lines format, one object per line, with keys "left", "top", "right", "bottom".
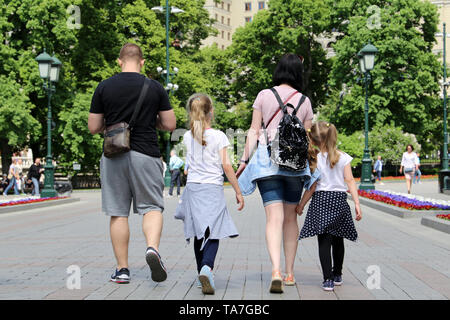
{"left": 236, "top": 54, "right": 315, "bottom": 293}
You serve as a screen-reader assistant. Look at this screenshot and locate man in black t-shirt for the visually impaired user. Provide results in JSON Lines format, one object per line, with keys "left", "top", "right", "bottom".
{"left": 88, "top": 43, "right": 176, "bottom": 284}
{"left": 27, "top": 157, "right": 44, "bottom": 196}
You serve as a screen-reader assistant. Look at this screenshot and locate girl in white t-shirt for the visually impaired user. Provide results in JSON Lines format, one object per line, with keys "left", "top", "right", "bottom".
{"left": 295, "top": 121, "right": 362, "bottom": 292}
{"left": 175, "top": 93, "right": 244, "bottom": 295}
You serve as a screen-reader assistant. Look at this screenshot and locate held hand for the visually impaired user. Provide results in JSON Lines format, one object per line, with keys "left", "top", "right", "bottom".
{"left": 355, "top": 204, "right": 362, "bottom": 221}
{"left": 236, "top": 163, "right": 247, "bottom": 179}
{"left": 236, "top": 193, "right": 244, "bottom": 211}
{"left": 399, "top": 168, "right": 402, "bottom": 174}
{"left": 295, "top": 204, "right": 304, "bottom": 216}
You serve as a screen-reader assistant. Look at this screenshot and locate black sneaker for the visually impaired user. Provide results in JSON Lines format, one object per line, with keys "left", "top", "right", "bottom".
{"left": 145, "top": 247, "right": 167, "bottom": 282}
{"left": 110, "top": 268, "right": 130, "bottom": 284}
{"left": 322, "top": 279, "right": 334, "bottom": 291}
{"left": 333, "top": 275, "right": 343, "bottom": 286}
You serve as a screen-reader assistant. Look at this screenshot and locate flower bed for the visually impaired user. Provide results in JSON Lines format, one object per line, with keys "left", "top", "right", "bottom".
{"left": 0, "top": 196, "right": 68, "bottom": 207}
{"left": 358, "top": 190, "right": 450, "bottom": 210}
{"left": 355, "top": 174, "right": 437, "bottom": 182}
{"left": 437, "top": 214, "right": 450, "bottom": 221}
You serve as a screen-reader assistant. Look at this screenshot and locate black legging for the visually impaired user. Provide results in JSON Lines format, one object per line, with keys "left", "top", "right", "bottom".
{"left": 193, "top": 228, "right": 219, "bottom": 273}
{"left": 317, "top": 233, "right": 345, "bottom": 281}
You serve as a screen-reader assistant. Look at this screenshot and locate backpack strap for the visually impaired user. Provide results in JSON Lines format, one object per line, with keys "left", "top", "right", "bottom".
{"left": 293, "top": 95, "right": 307, "bottom": 117}
{"left": 270, "top": 88, "right": 286, "bottom": 110}
{"left": 129, "top": 78, "right": 150, "bottom": 130}
{"left": 262, "top": 88, "right": 298, "bottom": 145}
{"left": 264, "top": 88, "right": 298, "bottom": 129}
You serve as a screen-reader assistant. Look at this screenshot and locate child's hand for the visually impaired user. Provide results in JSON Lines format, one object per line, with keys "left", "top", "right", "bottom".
{"left": 236, "top": 193, "right": 244, "bottom": 211}
{"left": 355, "top": 204, "right": 362, "bottom": 221}
{"left": 295, "top": 204, "right": 304, "bottom": 216}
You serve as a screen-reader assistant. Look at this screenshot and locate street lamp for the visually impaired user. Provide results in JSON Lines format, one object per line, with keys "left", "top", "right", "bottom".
{"left": 152, "top": 0, "right": 184, "bottom": 187}
{"left": 437, "top": 23, "right": 450, "bottom": 192}
{"left": 358, "top": 43, "right": 378, "bottom": 190}
{"left": 35, "top": 50, "right": 62, "bottom": 198}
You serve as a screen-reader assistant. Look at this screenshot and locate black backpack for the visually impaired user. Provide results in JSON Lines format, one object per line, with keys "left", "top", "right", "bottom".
{"left": 262, "top": 88, "right": 309, "bottom": 171}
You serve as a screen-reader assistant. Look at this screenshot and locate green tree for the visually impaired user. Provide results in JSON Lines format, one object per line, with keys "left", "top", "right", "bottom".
{"left": 322, "top": 0, "right": 441, "bottom": 153}
{"left": 0, "top": 75, "right": 41, "bottom": 173}
{"left": 337, "top": 124, "right": 421, "bottom": 167}
{"left": 229, "top": 0, "right": 334, "bottom": 108}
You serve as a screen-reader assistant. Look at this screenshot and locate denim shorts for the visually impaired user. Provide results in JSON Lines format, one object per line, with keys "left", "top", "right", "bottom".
{"left": 256, "top": 176, "right": 304, "bottom": 207}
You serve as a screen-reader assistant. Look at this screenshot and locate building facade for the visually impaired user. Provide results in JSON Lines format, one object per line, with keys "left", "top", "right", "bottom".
{"left": 431, "top": 0, "right": 450, "bottom": 64}
{"left": 203, "top": 0, "right": 269, "bottom": 49}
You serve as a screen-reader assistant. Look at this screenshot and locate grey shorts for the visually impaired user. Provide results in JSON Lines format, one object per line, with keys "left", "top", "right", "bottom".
{"left": 100, "top": 151, "right": 164, "bottom": 217}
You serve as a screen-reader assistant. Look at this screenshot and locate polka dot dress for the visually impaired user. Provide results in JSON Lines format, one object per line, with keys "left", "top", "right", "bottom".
{"left": 299, "top": 191, "right": 358, "bottom": 241}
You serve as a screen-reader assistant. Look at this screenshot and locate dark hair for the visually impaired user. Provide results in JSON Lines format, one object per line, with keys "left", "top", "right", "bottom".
{"left": 273, "top": 53, "right": 304, "bottom": 92}
{"left": 406, "top": 144, "right": 414, "bottom": 151}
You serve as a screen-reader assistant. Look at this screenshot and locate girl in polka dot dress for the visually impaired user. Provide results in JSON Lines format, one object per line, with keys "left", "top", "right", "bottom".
{"left": 296, "top": 121, "right": 362, "bottom": 292}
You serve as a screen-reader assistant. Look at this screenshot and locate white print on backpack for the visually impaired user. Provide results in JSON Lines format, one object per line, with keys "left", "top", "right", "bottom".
{"left": 66, "top": 265, "right": 81, "bottom": 290}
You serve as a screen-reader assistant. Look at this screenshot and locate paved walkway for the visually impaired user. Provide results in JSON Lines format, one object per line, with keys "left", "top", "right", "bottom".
{"left": 0, "top": 180, "right": 449, "bottom": 300}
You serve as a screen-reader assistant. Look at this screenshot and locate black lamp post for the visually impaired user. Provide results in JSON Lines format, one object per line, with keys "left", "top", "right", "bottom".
{"left": 358, "top": 43, "right": 378, "bottom": 190}
{"left": 35, "top": 49, "right": 62, "bottom": 198}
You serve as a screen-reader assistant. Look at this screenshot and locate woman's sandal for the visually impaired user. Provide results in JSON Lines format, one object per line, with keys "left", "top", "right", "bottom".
{"left": 270, "top": 271, "right": 284, "bottom": 293}
{"left": 283, "top": 273, "right": 296, "bottom": 286}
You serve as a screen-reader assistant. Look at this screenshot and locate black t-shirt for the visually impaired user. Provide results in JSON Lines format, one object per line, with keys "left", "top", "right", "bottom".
{"left": 28, "top": 164, "right": 43, "bottom": 180}
{"left": 90, "top": 72, "right": 172, "bottom": 158}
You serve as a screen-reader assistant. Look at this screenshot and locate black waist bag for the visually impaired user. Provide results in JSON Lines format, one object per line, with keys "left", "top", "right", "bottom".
{"left": 263, "top": 88, "right": 309, "bottom": 172}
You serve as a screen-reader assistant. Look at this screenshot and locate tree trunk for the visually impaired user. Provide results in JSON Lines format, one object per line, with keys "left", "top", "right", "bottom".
{"left": 30, "top": 142, "right": 42, "bottom": 162}
{"left": 0, "top": 139, "right": 12, "bottom": 176}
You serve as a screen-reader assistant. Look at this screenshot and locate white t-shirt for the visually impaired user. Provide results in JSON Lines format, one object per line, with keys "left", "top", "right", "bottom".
{"left": 316, "top": 151, "right": 353, "bottom": 192}
{"left": 401, "top": 152, "right": 418, "bottom": 169}
{"left": 183, "top": 129, "right": 230, "bottom": 185}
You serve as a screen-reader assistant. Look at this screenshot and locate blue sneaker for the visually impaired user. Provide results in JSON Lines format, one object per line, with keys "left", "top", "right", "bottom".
{"left": 322, "top": 279, "right": 334, "bottom": 291}
{"left": 333, "top": 275, "right": 343, "bottom": 286}
{"left": 199, "top": 265, "right": 215, "bottom": 295}
{"left": 110, "top": 268, "right": 130, "bottom": 284}
{"left": 145, "top": 247, "right": 167, "bottom": 282}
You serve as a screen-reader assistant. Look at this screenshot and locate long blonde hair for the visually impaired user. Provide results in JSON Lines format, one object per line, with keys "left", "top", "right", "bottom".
{"left": 308, "top": 121, "right": 340, "bottom": 169}
{"left": 187, "top": 93, "right": 213, "bottom": 146}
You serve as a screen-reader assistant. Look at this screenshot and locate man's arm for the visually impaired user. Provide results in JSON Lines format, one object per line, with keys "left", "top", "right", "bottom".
{"left": 156, "top": 110, "right": 176, "bottom": 132}
{"left": 88, "top": 113, "right": 105, "bottom": 134}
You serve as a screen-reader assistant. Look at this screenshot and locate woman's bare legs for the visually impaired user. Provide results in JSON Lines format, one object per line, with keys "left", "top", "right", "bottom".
{"left": 265, "top": 202, "right": 284, "bottom": 272}
{"left": 283, "top": 203, "right": 299, "bottom": 276}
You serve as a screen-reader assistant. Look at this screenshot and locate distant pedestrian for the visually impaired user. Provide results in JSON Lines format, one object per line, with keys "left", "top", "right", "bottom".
{"left": 169, "top": 149, "right": 184, "bottom": 197}
{"left": 399, "top": 144, "right": 419, "bottom": 194}
{"left": 296, "top": 121, "right": 362, "bottom": 292}
{"left": 160, "top": 156, "right": 167, "bottom": 178}
{"left": 175, "top": 93, "right": 244, "bottom": 295}
{"left": 16, "top": 159, "right": 25, "bottom": 194}
{"left": 413, "top": 153, "right": 422, "bottom": 184}
{"left": 373, "top": 155, "right": 384, "bottom": 185}
{"left": 0, "top": 174, "right": 9, "bottom": 194}
{"left": 27, "top": 157, "right": 44, "bottom": 196}
{"left": 88, "top": 42, "right": 176, "bottom": 284}
{"left": 3, "top": 158, "right": 20, "bottom": 196}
